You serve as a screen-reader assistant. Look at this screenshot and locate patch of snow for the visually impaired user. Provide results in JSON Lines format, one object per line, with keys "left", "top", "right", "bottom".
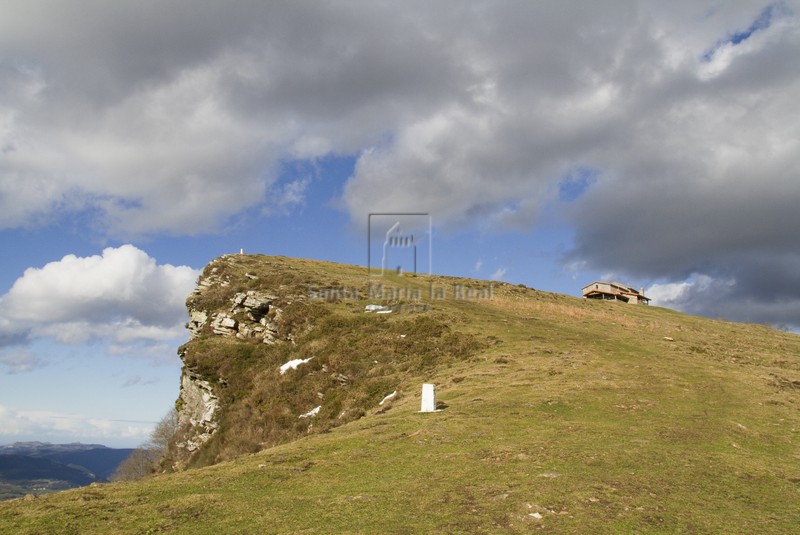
{"left": 529, "top": 512, "right": 543, "bottom": 520}
{"left": 379, "top": 390, "right": 397, "bottom": 406}
{"left": 365, "top": 304, "right": 391, "bottom": 313}
{"left": 279, "top": 357, "right": 314, "bottom": 375}
{"left": 298, "top": 405, "right": 321, "bottom": 419}
{"left": 376, "top": 309, "right": 392, "bottom": 314}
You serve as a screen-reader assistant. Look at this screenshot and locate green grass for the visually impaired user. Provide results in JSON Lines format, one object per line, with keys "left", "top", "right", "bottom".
{"left": 2, "top": 255, "right": 800, "bottom": 533}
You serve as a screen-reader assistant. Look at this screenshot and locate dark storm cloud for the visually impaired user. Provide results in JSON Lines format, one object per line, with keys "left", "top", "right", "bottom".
{"left": 562, "top": 7, "right": 800, "bottom": 328}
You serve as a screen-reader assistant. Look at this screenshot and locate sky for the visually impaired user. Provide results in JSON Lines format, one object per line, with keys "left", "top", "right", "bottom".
{"left": 1, "top": 1, "right": 799, "bottom": 447}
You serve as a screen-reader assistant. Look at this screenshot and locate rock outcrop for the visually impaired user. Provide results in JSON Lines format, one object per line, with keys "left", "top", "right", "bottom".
{"left": 175, "top": 368, "right": 219, "bottom": 454}
{"left": 173, "top": 255, "right": 301, "bottom": 466}
{"left": 186, "top": 286, "right": 283, "bottom": 344}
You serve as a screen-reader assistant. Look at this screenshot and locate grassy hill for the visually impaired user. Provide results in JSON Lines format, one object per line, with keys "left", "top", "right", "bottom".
{"left": 2, "top": 255, "right": 799, "bottom": 533}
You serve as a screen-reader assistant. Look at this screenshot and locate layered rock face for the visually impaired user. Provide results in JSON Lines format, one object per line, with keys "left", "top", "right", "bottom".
{"left": 188, "top": 290, "right": 282, "bottom": 343}
{"left": 173, "top": 255, "right": 297, "bottom": 466}
{"left": 176, "top": 369, "right": 218, "bottom": 453}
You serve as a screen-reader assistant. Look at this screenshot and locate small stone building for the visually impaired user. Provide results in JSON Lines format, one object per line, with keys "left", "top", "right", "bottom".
{"left": 582, "top": 281, "right": 650, "bottom": 304}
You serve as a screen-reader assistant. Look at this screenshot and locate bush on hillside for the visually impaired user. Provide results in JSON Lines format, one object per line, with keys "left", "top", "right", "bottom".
{"left": 111, "top": 408, "right": 179, "bottom": 481}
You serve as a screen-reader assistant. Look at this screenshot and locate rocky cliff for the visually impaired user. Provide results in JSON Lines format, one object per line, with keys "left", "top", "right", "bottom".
{"left": 167, "top": 254, "right": 481, "bottom": 469}
{"left": 171, "top": 255, "right": 304, "bottom": 467}
{"left": 179, "top": 285, "right": 286, "bottom": 455}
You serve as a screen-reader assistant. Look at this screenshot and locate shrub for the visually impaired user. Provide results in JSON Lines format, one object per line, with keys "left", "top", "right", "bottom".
{"left": 111, "top": 408, "right": 179, "bottom": 481}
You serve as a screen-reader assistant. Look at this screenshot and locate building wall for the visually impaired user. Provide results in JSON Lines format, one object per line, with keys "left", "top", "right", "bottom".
{"left": 583, "top": 282, "right": 614, "bottom": 296}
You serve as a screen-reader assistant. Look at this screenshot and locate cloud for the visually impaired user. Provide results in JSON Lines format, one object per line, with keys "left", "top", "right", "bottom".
{"left": 646, "top": 260, "right": 800, "bottom": 330}
{"left": 265, "top": 176, "right": 312, "bottom": 216}
{"left": 0, "top": 245, "right": 200, "bottom": 349}
{"left": 647, "top": 275, "right": 731, "bottom": 313}
{"left": 0, "top": 1, "right": 470, "bottom": 236}
{"left": 0, "top": 349, "right": 44, "bottom": 374}
{"left": 122, "top": 376, "right": 141, "bottom": 388}
{"left": 0, "top": 404, "right": 153, "bottom": 445}
{"left": 1, "top": 2, "right": 799, "bottom": 327}
{"left": 551, "top": 5, "right": 800, "bottom": 329}
{"left": 490, "top": 267, "right": 508, "bottom": 281}
{"left": 122, "top": 375, "right": 157, "bottom": 388}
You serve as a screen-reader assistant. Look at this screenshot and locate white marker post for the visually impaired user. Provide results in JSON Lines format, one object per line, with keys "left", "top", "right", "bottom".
{"left": 420, "top": 383, "right": 436, "bottom": 412}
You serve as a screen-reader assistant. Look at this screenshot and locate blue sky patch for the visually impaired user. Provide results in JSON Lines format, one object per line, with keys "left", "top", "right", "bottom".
{"left": 702, "top": 3, "right": 786, "bottom": 61}
{"left": 559, "top": 167, "right": 599, "bottom": 203}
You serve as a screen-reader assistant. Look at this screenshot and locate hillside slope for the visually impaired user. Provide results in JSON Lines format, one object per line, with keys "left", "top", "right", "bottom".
{"left": 2, "top": 255, "right": 799, "bottom": 533}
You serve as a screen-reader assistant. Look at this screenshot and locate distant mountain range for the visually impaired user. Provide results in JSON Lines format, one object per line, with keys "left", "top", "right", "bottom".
{"left": 0, "top": 442, "right": 135, "bottom": 500}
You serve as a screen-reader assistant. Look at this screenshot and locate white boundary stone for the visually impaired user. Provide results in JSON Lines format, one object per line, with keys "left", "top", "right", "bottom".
{"left": 421, "top": 383, "right": 437, "bottom": 412}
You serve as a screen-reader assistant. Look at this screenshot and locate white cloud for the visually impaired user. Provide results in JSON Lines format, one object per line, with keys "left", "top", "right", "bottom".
{"left": 122, "top": 376, "right": 142, "bottom": 388}
{"left": 0, "top": 57, "right": 278, "bottom": 235}
{"left": 0, "top": 245, "right": 200, "bottom": 350}
{"left": 490, "top": 267, "right": 508, "bottom": 281}
{"left": 0, "top": 404, "right": 153, "bottom": 445}
{"left": 0, "top": 349, "right": 43, "bottom": 374}
{"left": 646, "top": 281, "right": 694, "bottom": 306}
{"left": 265, "top": 176, "right": 312, "bottom": 215}
{"left": 647, "top": 275, "right": 725, "bottom": 307}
